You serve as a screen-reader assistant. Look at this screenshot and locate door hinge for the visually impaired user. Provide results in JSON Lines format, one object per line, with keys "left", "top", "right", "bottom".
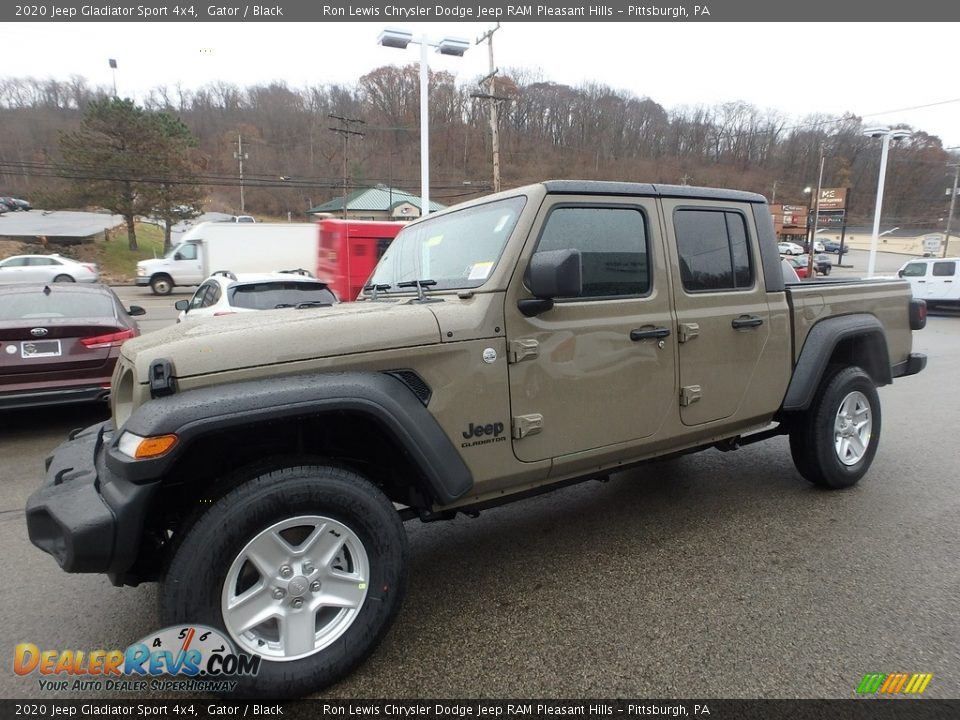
{"left": 680, "top": 385, "right": 702, "bottom": 407}
{"left": 678, "top": 323, "right": 700, "bottom": 343}
{"left": 508, "top": 339, "right": 540, "bottom": 364}
{"left": 512, "top": 414, "right": 543, "bottom": 439}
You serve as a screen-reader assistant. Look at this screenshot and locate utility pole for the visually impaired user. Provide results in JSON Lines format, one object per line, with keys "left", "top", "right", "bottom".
{"left": 328, "top": 114, "right": 366, "bottom": 219}
{"left": 473, "top": 24, "right": 505, "bottom": 193}
{"left": 233, "top": 134, "right": 248, "bottom": 213}
{"left": 943, "top": 163, "right": 959, "bottom": 258}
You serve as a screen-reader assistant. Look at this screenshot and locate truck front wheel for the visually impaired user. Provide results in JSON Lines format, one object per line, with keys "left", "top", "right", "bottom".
{"left": 150, "top": 274, "right": 174, "bottom": 295}
{"left": 160, "top": 464, "right": 407, "bottom": 697}
{"left": 789, "top": 366, "right": 881, "bottom": 489}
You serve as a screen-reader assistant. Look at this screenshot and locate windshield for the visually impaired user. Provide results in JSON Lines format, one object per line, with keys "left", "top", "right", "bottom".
{"left": 165, "top": 243, "right": 185, "bottom": 260}
{"left": 368, "top": 196, "right": 526, "bottom": 292}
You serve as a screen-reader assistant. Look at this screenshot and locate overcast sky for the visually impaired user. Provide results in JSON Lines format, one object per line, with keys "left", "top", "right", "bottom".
{"left": 5, "top": 21, "right": 959, "bottom": 147}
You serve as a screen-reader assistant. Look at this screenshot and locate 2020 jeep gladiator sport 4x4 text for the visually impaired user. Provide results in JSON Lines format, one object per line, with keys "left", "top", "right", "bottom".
{"left": 26, "top": 181, "right": 927, "bottom": 696}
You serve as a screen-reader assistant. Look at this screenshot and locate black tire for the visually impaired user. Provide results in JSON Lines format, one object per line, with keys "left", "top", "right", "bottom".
{"left": 161, "top": 464, "right": 408, "bottom": 698}
{"left": 823, "top": 266, "right": 831, "bottom": 276}
{"left": 150, "top": 274, "right": 173, "bottom": 295}
{"left": 789, "top": 366, "right": 881, "bottom": 489}
{"left": 53, "top": 274, "right": 74, "bottom": 282}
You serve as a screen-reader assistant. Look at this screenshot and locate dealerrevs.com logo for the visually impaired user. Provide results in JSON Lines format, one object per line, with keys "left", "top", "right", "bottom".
{"left": 14, "top": 625, "right": 260, "bottom": 693}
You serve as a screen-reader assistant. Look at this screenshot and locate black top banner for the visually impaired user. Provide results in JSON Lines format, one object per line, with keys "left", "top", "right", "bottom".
{"left": 3, "top": 0, "right": 959, "bottom": 23}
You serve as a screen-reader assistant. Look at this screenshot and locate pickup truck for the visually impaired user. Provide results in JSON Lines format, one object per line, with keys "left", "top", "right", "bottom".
{"left": 26, "top": 181, "right": 927, "bottom": 697}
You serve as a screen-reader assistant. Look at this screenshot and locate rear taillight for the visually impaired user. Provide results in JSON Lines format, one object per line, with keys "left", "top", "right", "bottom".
{"left": 80, "top": 328, "right": 137, "bottom": 348}
{"left": 909, "top": 299, "right": 927, "bottom": 331}
{"left": 83, "top": 263, "right": 98, "bottom": 273}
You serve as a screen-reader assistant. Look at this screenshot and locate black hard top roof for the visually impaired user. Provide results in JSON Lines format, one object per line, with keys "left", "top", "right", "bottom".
{"left": 542, "top": 180, "right": 766, "bottom": 204}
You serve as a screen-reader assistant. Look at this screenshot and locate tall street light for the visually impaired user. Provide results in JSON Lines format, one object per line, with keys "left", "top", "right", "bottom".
{"left": 378, "top": 28, "right": 470, "bottom": 218}
{"left": 864, "top": 127, "right": 911, "bottom": 277}
{"left": 108, "top": 58, "right": 117, "bottom": 97}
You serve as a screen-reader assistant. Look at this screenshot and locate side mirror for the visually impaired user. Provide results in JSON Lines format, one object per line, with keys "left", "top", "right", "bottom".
{"left": 519, "top": 249, "right": 582, "bottom": 317}
{"left": 127, "top": 305, "right": 146, "bottom": 317}
{"left": 174, "top": 252, "right": 183, "bottom": 261}
{"left": 897, "top": 270, "right": 904, "bottom": 278}
{"left": 527, "top": 249, "right": 582, "bottom": 298}
{"left": 174, "top": 300, "right": 189, "bottom": 311}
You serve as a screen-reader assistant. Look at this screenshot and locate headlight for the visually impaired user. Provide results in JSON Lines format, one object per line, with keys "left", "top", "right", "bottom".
{"left": 136, "top": 267, "right": 146, "bottom": 276}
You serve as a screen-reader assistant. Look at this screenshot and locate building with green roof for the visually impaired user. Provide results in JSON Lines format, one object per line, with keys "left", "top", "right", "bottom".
{"left": 306, "top": 185, "right": 445, "bottom": 221}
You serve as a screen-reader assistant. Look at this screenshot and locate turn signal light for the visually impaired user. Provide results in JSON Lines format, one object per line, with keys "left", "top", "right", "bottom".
{"left": 117, "top": 432, "right": 178, "bottom": 459}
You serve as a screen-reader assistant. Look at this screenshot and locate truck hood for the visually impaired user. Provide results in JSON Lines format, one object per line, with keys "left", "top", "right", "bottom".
{"left": 137, "top": 258, "right": 172, "bottom": 270}
{"left": 121, "top": 300, "right": 441, "bottom": 380}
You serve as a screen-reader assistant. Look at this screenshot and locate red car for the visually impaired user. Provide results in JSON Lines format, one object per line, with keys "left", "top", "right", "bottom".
{"left": 0, "top": 284, "right": 145, "bottom": 410}
{"left": 783, "top": 255, "right": 810, "bottom": 279}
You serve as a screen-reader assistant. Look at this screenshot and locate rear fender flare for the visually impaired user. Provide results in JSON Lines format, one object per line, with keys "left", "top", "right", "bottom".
{"left": 780, "top": 314, "right": 891, "bottom": 413}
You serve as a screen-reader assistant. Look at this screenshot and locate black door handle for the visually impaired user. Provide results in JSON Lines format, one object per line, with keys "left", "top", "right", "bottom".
{"left": 630, "top": 327, "right": 671, "bottom": 341}
{"left": 732, "top": 316, "right": 764, "bottom": 329}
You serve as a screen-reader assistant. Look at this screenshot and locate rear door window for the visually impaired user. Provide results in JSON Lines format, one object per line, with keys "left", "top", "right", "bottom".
{"left": 674, "top": 209, "right": 753, "bottom": 292}
{"left": 932, "top": 261, "right": 956, "bottom": 277}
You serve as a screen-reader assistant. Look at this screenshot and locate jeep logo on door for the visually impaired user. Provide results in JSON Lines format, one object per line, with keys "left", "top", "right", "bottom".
{"left": 30, "top": 328, "right": 48, "bottom": 337}
{"left": 461, "top": 421, "right": 507, "bottom": 448}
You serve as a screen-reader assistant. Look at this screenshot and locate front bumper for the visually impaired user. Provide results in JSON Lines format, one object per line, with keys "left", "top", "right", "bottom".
{"left": 25, "top": 422, "right": 159, "bottom": 577}
{"left": 134, "top": 277, "right": 150, "bottom": 287}
{"left": 0, "top": 385, "right": 110, "bottom": 410}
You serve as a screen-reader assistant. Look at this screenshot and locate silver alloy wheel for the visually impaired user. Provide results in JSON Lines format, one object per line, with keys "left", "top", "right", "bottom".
{"left": 221, "top": 515, "right": 370, "bottom": 662}
{"left": 834, "top": 390, "right": 872, "bottom": 466}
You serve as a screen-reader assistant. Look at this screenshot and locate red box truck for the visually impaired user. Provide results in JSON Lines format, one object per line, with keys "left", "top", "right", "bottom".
{"left": 316, "top": 219, "right": 406, "bottom": 301}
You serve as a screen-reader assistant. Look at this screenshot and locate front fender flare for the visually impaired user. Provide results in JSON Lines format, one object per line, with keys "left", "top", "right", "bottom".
{"left": 106, "top": 371, "right": 473, "bottom": 505}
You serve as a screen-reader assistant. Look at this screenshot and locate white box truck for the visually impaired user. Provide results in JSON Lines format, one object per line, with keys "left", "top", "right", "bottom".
{"left": 135, "top": 222, "right": 320, "bottom": 294}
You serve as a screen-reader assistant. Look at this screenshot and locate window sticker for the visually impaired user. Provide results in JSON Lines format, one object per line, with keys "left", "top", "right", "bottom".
{"left": 468, "top": 261, "right": 494, "bottom": 281}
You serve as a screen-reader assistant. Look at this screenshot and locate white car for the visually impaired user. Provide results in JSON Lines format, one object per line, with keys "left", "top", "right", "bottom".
{"left": 812, "top": 239, "right": 826, "bottom": 253}
{"left": 778, "top": 242, "right": 805, "bottom": 255}
{"left": 0, "top": 254, "right": 99, "bottom": 284}
{"left": 174, "top": 271, "right": 337, "bottom": 322}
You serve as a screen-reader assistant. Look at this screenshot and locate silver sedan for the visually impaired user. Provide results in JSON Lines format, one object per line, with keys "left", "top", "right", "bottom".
{"left": 0, "top": 254, "right": 99, "bottom": 284}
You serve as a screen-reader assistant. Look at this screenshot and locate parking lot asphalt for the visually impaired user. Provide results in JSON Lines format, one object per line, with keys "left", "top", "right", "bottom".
{"left": 1, "top": 254, "right": 957, "bottom": 700}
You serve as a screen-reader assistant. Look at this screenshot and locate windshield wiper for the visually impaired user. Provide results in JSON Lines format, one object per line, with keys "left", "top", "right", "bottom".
{"left": 362, "top": 283, "right": 392, "bottom": 300}
{"left": 295, "top": 301, "right": 334, "bottom": 309}
{"left": 396, "top": 279, "right": 439, "bottom": 303}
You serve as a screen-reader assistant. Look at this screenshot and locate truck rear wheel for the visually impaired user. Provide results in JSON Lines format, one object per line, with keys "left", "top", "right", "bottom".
{"left": 150, "top": 274, "right": 173, "bottom": 295}
{"left": 789, "top": 366, "right": 881, "bottom": 489}
{"left": 160, "top": 464, "right": 407, "bottom": 697}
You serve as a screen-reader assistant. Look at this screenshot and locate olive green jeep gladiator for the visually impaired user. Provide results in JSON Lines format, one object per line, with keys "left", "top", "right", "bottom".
{"left": 26, "top": 181, "right": 927, "bottom": 695}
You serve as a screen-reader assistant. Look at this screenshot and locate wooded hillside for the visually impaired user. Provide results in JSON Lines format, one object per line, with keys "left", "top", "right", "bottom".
{"left": 0, "top": 68, "right": 954, "bottom": 228}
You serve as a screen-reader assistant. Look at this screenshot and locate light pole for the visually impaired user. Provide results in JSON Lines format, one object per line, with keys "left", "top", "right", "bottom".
{"left": 378, "top": 28, "right": 470, "bottom": 218}
{"left": 943, "top": 163, "right": 959, "bottom": 258}
{"left": 863, "top": 127, "right": 911, "bottom": 277}
{"left": 108, "top": 58, "right": 117, "bottom": 97}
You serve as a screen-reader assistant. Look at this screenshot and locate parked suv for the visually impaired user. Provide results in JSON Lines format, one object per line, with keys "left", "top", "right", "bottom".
{"left": 174, "top": 270, "right": 337, "bottom": 322}
{"left": 897, "top": 257, "right": 960, "bottom": 307}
